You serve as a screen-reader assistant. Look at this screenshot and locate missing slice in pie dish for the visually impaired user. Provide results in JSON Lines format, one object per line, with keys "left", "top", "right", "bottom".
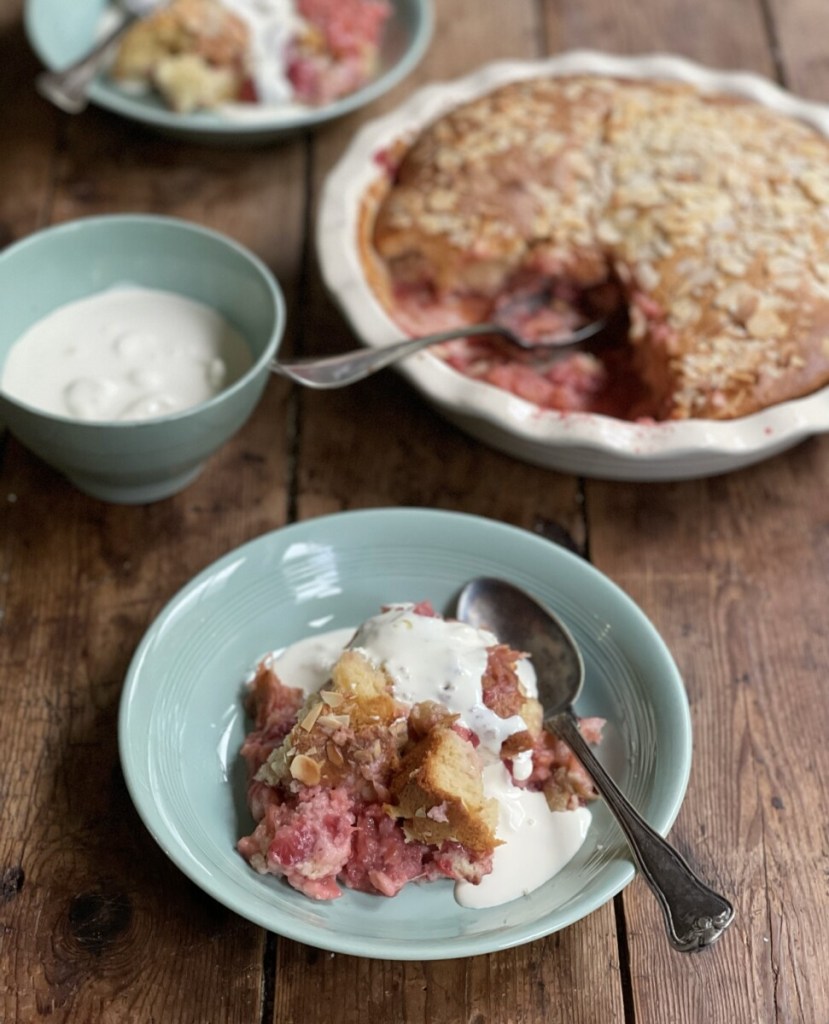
{"left": 362, "top": 74, "right": 829, "bottom": 421}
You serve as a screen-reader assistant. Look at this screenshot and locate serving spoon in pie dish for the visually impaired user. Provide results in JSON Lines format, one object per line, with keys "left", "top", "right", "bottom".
{"left": 272, "top": 291, "right": 625, "bottom": 389}
{"left": 456, "top": 576, "right": 735, "bottom": 953}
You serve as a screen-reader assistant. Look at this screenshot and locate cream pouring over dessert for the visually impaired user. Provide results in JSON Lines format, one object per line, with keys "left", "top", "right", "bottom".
{"left": 236, "top": 603, "right": 602, "bottom": 906}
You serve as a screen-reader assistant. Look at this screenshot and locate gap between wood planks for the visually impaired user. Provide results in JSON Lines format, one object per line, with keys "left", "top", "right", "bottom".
{"left": 757, "top": 0, "right": 787, "bottom": 86}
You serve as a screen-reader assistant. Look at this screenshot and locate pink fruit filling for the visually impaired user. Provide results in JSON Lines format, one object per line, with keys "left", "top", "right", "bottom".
{"left": 236, "top": 607, "right": 602, "bottom": 901}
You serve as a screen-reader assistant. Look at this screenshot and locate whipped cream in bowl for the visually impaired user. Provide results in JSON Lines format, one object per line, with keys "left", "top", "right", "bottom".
{"left": 0, "top": 214, "right": 284, "bottom": 503}
{"left": 2, "top": 286, "right": 254, "bottom": 423}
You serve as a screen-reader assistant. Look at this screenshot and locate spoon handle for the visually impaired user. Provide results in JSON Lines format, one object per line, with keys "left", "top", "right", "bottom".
{"left": 36, "top": 12, "right": 140, "bottom": 114}
{"left": 550, "top": 710, "right": 735, "bottom": 952}
{"left": 271, "top": 324, "right": 503, "bottom": 388}
{"left": 270, "top": 315, "right": 608, "bottom": 389}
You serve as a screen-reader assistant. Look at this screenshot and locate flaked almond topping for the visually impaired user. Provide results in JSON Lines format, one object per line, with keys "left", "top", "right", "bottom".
{"left": 317, "top": 713, "right": 351, "bottom": 730}
{"left": 326, "top": 741, "right": 345, "bottom": 767}
{"left": 428, "top": 188, "right": 457, "bottom": 212}
{"left": 636, "top": 261, "right": 660, "bottom": 292}
{"left": 716, "top": 255, "right": 748, "bottom": 277}
{"left": 299, "top": 701, "right": 323, "bottom": 732}
{"left": 352, "top": 748, "right": 376, "bottom": 765}
{"left": 289, "top": 754, "right": 321, "bottom": 786}
{"left": 798, "top": 170, "right": 829, "bottom": 204}
{"left": 669, "top": 298, "right": 701, "bottom": 328}
{"left": 596, "top": 219, "right": 622, "bottom": 245}
{"left": 714, "top": 283, "right": 758, "bottom": 321}
{"left": 746, "top": 307, "right": 786, "bottom": 339}
{"left": 320, "top": 689, "right": 344, "bottom": 708}
{"left": 372, "top": 75, "right": 829, "bottom": 420}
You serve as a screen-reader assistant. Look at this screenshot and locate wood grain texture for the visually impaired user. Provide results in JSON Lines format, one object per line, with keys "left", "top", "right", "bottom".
{"left": 2, "top": 0, "right": 829, "bottom": 1020}
{"left": 0, "top": 2, "right": 58, "bottom": 244}
{"left": 588, "top": 439, "right": 829, "bottom": 1024}
{"left": 542, "top": 0, "right": 775, "bottom": 72}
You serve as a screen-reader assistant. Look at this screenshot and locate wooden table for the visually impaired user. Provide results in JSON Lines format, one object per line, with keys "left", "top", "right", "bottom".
{"left": 2, "top": 0, "right": 829, "bottom": 1020}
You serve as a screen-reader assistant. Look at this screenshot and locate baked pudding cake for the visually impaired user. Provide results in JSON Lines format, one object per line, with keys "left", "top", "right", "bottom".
{"left": 111, "top": 0, "right": 390, "bottom": 114}
{"left": 365, "top": 75, "right": 829, "bottom": 421}
{"left": 112, "top": 0, "right": 250, "bottom": 112}
{"left": 236, "top": 603, "right": 602, "bottom": 903}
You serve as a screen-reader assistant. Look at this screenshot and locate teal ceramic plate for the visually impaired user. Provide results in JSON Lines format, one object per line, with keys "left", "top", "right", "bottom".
{"left": 119, "top": 508, "right": 692, "bottom": 959}
{"left": 25, "top": 0, "right": 433, "bottom": 144}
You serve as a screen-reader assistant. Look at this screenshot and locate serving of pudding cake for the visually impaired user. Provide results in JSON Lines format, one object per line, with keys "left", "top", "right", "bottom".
{"left": 111, "top": 0, "right": 391, "bottom": 113}
{"left": 236, "top": 603, "right": 601, "bottom": 904}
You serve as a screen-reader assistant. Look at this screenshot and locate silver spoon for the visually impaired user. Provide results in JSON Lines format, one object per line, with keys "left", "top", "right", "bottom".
{"left": 455, "top": 576, "right": 735, "bottom": 953}
{"left": 271, "top": 294, "right": 623, "bottom": 389}
{"left": 36, "top": 0, "right": 159, "bottom": 114}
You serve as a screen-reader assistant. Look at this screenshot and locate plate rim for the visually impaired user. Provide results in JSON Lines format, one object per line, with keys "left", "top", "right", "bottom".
{"left": 118, "top": 507, "right": 692, "bottom": 959}
{"left": 316, "top": 51, "right": 829, "bottom": 473}
{"left": 24, "top": 0, "right": 435, "bottom": 140}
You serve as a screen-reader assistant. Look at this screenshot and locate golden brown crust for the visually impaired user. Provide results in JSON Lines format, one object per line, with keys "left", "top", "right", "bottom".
{"left": 256, "top": 651, "right": 409, "bottom": 800}
{"left": 369, "top": 75, "right": 829, "bottom": 420}
{"left": 257, "top": 649, "right": 501, "bottom": 856}
{"left": 390, "top": 725, "right": 499, "bottom": 853}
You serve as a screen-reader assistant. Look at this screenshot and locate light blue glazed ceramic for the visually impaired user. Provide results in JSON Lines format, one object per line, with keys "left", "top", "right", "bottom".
{"left": 119, "top": 508, "right": 693, "bottom": 959}
{"left": 0, "top": 215, "right": 284, "bottom": 503}
{"left": 24, "top": 0, "right": 434, "bottom": 145}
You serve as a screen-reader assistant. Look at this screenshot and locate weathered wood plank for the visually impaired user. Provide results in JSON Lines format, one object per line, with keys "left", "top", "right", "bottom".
{"left": 532, "top": 1, "right": 829, "bottom": 1021}
{"left": 0, "top": 1, "right": 59, "bottom": 245}
{"left": 274, "top": 920, "right": 627, "bottom": 1024}
{"left": 0, "top": 392, "right": 295, "bottom": 1024}
{"left": 588, "top": 439, "right": 829, "bottom": 1024}
{"left": 0, "top": 4, "right": 303, "bottom": 1015}
{"left": 766, "top": 0, "right": 829, "bottom": 99}
{"left": 266, "top": 3, "right": 622, "bottom": 1023}
{"left": 542, "top": 0, "right": 775, "bottom": 73}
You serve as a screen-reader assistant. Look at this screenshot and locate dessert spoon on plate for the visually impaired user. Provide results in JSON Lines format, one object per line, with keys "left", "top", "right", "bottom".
{"left": 36, "top": 0, "right": 159, "bottom": 114}
{"left": 456, "top": 576, "right": 735, "bottom": 953}
{"left": 272, "top": 291, "right": 627, "bottom": 389}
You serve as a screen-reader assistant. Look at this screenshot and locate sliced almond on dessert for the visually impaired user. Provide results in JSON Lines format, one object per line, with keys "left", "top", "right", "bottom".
{"left": 326, "top": 741, "right": 345, "bottom": 767}
{"left": 289, "top": 753, "right": 322, "bottom": 786}
{"left": 299, "top": 701, "right": 323, "bottom": 732}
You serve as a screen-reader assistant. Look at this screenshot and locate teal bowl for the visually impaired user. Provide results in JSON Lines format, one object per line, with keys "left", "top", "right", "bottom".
{"left": 25, "top": 0, "right": 434, "bottom": 145}
{"left": 0, "top": 215, "right": 284, "bottom": 503}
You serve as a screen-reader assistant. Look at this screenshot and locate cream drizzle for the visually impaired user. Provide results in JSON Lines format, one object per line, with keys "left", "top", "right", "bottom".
{"left": 264, "top": 605, "right": 591, "bottom": 907}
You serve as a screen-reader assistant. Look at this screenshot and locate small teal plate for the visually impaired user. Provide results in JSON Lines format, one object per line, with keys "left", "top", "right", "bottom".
{"left": 119, "top": 508, "right": 691, "bottom": 959}
{"left": 25, "top": 0, "right": 433, "bottom": 144}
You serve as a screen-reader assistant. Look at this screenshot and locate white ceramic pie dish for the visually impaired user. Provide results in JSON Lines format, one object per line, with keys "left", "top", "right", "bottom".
{"left": 317, "top": 51, "right": 829, "bottom": 480}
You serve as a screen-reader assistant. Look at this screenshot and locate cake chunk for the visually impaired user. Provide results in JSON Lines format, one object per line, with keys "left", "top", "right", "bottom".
{"left": 390, "top": 723, "right": 499, "bottom": 852}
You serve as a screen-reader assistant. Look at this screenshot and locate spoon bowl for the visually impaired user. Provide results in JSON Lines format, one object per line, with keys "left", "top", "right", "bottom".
{"left": 457, "top": 574, "right": 585, "bottom": 713}
{"left": 456, "top": 575, "right": 735, "bottom": 953}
